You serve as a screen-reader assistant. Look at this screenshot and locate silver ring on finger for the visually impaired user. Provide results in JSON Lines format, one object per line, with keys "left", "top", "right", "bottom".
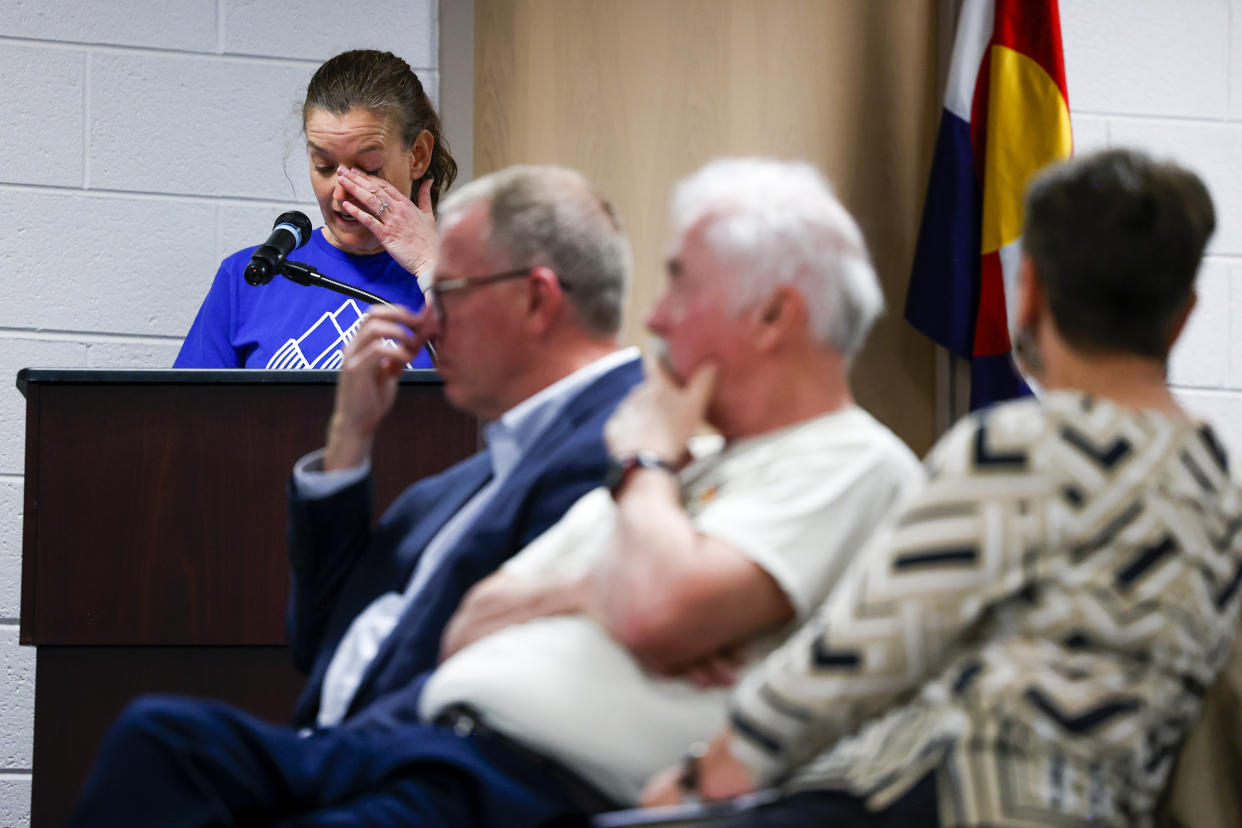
{"left": 376, "top": 199, "right": 389, "bottom": 217}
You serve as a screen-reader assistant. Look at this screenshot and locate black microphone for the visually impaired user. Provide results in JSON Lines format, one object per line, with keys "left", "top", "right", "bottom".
{"left": 244, "top": 211, "right": 314, "bottom": 286}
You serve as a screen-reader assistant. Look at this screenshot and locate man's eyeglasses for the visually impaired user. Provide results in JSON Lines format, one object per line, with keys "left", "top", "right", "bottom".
{"left": 424, "top": 267, "right": 571, "bottom": 325}
{"left": 423, "top": 267, "right": 531, "bottom": 325}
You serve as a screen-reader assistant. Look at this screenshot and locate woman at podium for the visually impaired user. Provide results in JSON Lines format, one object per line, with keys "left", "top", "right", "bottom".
{"left": 174, "top": 49, "right": 455, "bottom": 370}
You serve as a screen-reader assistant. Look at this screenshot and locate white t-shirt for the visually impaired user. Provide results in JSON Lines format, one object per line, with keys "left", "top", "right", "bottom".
{"left": 419, "top": 406, "right": 924, "bottom": 803}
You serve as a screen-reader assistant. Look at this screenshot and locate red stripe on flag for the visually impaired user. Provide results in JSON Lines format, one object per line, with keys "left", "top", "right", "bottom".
{"left": 972, "top": 250, "right": 1011, "bottom": 356}
{"left": 993, "top": 0, "right": 1068, "bottom": 101}
{"left": 969, "top": 44, "right": 992, "bottom": 181}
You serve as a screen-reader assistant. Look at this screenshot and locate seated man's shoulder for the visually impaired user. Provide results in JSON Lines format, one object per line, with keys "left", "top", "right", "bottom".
{"left": 926, "top": 396, "right": 1047, "bottom": 478}
{"left": 748, "top": 406, "right": 923, "bottom": 489}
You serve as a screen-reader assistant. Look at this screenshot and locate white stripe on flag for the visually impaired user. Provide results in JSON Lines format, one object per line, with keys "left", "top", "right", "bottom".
{"left": 999, "top": 237, "right": 1023, "bottom": 336}
{"left": 944, "top": 0, "right": 994, "bottom": 121}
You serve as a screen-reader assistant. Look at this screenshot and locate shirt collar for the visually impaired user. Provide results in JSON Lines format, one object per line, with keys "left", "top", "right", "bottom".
{"left": 483, "top": 347, "right": 641, "bottom": 479}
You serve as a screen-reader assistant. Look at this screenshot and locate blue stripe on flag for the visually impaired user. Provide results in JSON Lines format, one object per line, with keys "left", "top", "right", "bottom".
{"left": 969, "top": 353, "right": 1032, "bottom": 411}
{"left": 904, "top": 111, "right": 980, "bottom": 358}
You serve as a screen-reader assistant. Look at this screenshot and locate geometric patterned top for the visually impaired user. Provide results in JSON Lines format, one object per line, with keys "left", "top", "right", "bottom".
{"left": 727, "top": 392, "right": 1242, "bottom": 827}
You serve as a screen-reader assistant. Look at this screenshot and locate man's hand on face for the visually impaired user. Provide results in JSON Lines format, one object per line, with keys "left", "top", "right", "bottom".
{"left": 604, "top": 356, "right": 719, "bottom": 465}
{"left": 324, "top": 303, "right": 432, "bottom": 471}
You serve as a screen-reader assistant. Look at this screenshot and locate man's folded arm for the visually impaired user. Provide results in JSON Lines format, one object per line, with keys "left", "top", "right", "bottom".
{"left": 585, "top": 469, "right": 795, "bottom": 675}
{"left": 438, "top": 455, "right": 623, "bottom": 662}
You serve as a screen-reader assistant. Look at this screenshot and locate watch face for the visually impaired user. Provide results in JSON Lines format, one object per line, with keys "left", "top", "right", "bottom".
{"left": 606, "top": 453, "right": 676, "bottom": 499}
{"left": 634, "top": 450, "right": 671, "bottom": 470}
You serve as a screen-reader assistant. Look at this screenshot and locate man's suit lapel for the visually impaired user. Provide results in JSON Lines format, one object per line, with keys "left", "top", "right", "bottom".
{"left": 342, "top": 355, "right": 644, "bottom": 718}
{"left": 297, "top": 452, "right": 493, "bottom": 723}
{"left": 374, "top": 452, "right": 494, "bottom": 587}
{"left": 343, "top": 422, "right": 578, "bottom": 715}
{"left": 559, "top": 354, "right": 644, "bottom": 430}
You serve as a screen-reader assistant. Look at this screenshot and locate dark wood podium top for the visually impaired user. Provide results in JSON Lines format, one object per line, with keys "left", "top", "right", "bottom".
{"left": 17, "top": 367, "right": 449, "bottom": 392}
{"left": 19, "top": 368, "right": 480, "bottom": 647}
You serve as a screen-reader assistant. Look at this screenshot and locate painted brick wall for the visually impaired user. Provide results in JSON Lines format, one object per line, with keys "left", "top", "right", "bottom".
{"left": 1060, "top": 0, "right": 1242, "bottom": 445}
{"left": 0, "top": 2, "right": 438, "bottom": 822}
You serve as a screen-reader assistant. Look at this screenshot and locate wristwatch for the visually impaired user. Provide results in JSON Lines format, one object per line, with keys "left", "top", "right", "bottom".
{"left": 677, "top": 741, "right": 711, "bottom": 803}
{"left": 605, "top": 450, "right": 677, "bottom": 498}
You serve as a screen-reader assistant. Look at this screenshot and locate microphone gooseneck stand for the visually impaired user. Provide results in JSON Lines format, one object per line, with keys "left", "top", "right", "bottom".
{"left": 277, "top": 259, "right": 437, "bottom": 362}
{"left": 279, "top": 260, "right": 393, "bottom": 306}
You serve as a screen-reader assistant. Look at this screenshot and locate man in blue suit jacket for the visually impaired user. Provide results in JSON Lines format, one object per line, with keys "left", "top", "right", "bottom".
{"left": 69, "top": 165, "right": 643, "bottom": 826}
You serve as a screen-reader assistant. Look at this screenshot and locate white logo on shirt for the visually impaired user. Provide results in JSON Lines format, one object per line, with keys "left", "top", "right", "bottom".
{"left": 267, "top": 300, "right": 365, "bottom": 369}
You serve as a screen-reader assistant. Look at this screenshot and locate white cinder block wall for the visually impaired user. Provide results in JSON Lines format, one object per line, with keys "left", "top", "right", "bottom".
{"left": 1060, "top": 0, "right": 1242, "bottom": 440}
{"left": 0, "top": 2, "right": 438, "bottom": 823}
{"left": 3, "top": 0, "right": 1242, "bottom": 824}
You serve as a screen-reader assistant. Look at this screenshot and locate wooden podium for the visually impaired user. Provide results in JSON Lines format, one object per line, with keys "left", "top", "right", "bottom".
{"left": 17, "top": 369, "right": 479, "bottom": 827}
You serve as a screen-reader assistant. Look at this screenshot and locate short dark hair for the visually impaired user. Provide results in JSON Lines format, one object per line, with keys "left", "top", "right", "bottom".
{"left": 1022, "top": 148, "right": 1215, "bottom": 361}
{"left": 303, "top": 50, "right": 457, "bottom": 208}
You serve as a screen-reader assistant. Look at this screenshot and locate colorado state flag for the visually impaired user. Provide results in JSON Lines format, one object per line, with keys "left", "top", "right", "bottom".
{"left": 905, "top": 0, "right": 1072, "bottom": 410}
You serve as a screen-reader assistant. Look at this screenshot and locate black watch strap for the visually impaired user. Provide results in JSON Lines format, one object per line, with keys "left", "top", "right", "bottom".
{"left": 605, "top": 450, "right": 677, "bottom": 498}
{"left": 677, "top": 741, "right": 711, "bottom": 802}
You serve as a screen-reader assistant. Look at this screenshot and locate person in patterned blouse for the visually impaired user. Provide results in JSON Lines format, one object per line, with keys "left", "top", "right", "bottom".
{"left": 636, "top": 148, "right": 1242, "bottom": 827}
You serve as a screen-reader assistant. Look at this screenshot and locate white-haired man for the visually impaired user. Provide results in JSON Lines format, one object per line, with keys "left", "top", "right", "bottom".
{"left": 409, "top": 157, "right": 924, "bottom": 824}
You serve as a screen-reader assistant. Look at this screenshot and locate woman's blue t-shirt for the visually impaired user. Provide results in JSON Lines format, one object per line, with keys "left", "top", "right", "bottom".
{"left": 174, "top": 228, "right": 433, "bottom": 369}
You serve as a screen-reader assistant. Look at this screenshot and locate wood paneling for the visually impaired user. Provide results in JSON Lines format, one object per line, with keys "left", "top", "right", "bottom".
{"left": 475, "top": 0, "right": 940, "bottom": 453}
{"left": 22, "top": 373, "right": 478, "bottom": 645}
{"left": 21, "top": 371, "right": 481, "bottom": 826}
{"left": 34, "top": 646, "right": 305, "bottom": 828}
